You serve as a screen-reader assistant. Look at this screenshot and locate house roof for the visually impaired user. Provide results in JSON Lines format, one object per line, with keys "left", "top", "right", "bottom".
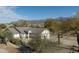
{"left": 8, "top": 27, "right": 46, "bottom": 35}
{"left": 8, "top": 28, "right": 19, "bottom": 34}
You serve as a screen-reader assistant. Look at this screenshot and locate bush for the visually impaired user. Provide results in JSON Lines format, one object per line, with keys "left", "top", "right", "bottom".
{"left": 10, "top": 39, "right": 22, "bottom": 46}
{"left": 28, "top": 38, "right": 58, "bottom": 52}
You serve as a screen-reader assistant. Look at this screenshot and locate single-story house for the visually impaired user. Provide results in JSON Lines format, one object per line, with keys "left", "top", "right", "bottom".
{"left": 8, "top": 27, "right": 50, "bottom": 40}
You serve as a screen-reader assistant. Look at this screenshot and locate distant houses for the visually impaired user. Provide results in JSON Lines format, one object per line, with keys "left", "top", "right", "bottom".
{"left": 7, "top": 27, "right": 50, "bottom": 41}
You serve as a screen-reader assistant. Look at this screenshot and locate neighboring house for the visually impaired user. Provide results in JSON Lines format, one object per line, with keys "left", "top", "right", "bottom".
{"left": 8, "top": 27, "right": 50, "bottom": 40}
{"left": 41, "top": 29, "right": 50, "bottom": 39}
{"left": 8, "top": 28, "right": 20, "bottom": 39}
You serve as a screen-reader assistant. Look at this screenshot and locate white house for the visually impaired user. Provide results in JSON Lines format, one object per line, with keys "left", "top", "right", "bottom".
{"left": 41, "top": 29, "right": 50, "bottom": 39}
{"left": 8, "top": 28, "right": 21, "bottom": 39}
{"left": 8, "top": 27, "right": 50, "bottom": 40}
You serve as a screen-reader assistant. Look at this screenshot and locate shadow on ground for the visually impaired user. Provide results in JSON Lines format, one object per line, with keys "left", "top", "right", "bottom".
{"left": 18, "top": 43, "right": 35, "bottom": 53}
{"left": 17, "top": 43, "right": 79, "bottom": 53}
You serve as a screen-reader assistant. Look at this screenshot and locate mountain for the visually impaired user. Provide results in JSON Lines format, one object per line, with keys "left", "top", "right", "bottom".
{"left": 10, "top": 19, "right": 46, "bottom": 27}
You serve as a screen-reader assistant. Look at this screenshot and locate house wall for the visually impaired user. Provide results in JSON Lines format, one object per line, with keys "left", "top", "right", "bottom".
{"left": 13, "top": 34, "right": 20, "bottom": 39}
{"left": 13, "top": 34, "right": 27, "bottom": 39}
{"left": 41, "top": 29, "right": 50, "bottom": 39}
{"left": 20, "top": 34, "right": 26, "bottom": 39}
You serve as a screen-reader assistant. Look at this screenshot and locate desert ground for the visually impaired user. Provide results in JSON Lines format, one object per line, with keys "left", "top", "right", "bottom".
{"left": 0, "top": 34, "right": 78, "bottom": 53}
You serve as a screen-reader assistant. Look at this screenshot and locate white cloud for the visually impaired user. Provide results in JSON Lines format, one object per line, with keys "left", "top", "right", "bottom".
{"left": 0, "top": 6, "right": 27, "bottom": 23}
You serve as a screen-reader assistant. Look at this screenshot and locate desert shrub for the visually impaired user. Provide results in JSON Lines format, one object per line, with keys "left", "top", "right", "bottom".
{"left": 10, "top": 39, "right": 22, "bottom": 46}
{"left": 0, "top": 30, "right": 13, "bottom": 40}
{"left": 28, "top": 37, "right": 58, "bottom": 52}
{"left": 0, "top": 31, "right": 5, "bottom": 39}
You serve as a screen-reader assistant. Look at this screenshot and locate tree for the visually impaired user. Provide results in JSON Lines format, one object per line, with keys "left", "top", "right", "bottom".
{"left": 61, "top": 19, "right": 72, "bottom": 32}
{"left": 28, "top": 36, "right": 57, "bottom": 52}
{"left": 44, "top": 18, "right": 62, "bottom": 32}
{"left": 0, "top": 24, "right": 6, "bottom": 29}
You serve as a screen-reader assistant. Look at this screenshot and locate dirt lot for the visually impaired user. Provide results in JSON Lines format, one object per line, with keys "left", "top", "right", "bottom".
{"left": 51, "top": 35, "right": 78, "bottom": 46}
{"left": 50, "top": 35, "right": 79, "bottom": 53}
{"left": 0, "top": 42, "right": 20, "bottom": 53}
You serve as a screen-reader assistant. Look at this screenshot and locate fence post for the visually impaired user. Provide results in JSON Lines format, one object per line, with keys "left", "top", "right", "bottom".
{"left": 58, "top": 32, "right": 61, "bottom": 44}
{"left": 77, "top": 32, "right": 79, "bottom": 52}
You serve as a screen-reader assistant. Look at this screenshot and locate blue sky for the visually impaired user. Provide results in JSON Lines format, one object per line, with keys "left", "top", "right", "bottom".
{"left": 15, "top": 6, "right": 79, "bottom": 19}
{"left": 0, "top": 6, "right": 79, "bottom": 23}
